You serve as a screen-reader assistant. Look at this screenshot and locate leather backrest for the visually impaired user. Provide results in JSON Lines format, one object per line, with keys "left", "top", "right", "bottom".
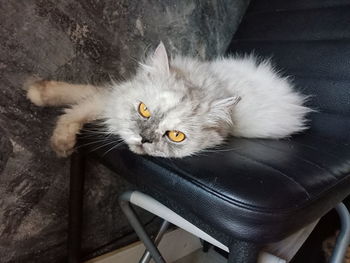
{"left": 228, "top": 0, "right": 350, "bottom": 116}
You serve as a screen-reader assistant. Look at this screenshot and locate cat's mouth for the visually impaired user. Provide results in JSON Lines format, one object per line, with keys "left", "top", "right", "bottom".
{"left": 129, "top": 144, "right": 146, "bottom": 155}
{"left": 128, "top": 143, "right": 169, "bottom": 157}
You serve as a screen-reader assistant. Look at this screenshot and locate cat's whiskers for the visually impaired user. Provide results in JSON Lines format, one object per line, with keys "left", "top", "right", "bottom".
{"left": 198, "top": 146, "right": 242, "bottom": 154}
{"left": 73, "top": 139, "right": 109, "bottom": 150}
{"left": 88, "top": 139, "right": 123, "bottom": 153}
{"left": 102, "top": 141, "right": 125, "bottom": 157}
{"left": 78, "top": 126, "right": 115, "bottom": 135}
{"left": 74, "top": 137, "right": 122, "bottom": 151}
{"left": 189, "top": 151, "right": 210, "bottom": 158}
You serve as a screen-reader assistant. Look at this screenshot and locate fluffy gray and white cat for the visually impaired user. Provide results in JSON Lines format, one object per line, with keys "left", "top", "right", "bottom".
{"left": 26, "top": 42, "right": 311, "bottom": 158}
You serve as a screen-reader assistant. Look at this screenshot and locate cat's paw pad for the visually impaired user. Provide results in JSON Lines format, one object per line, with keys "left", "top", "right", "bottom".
{"left": 25, "top": 78, "right": 52, "bottom": 106}
{"left": 50, "top": 122, "right": 81, "bottom": 157}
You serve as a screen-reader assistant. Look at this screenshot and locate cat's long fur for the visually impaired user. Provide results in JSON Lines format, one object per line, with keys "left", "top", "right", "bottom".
{"left": 26, "top": 42, "right": 311, "bottom": 158}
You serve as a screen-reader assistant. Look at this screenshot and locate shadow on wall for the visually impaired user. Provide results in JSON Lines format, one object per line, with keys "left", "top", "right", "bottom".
{"left": 0, "top": 0, "right": 249, "bottom": 262}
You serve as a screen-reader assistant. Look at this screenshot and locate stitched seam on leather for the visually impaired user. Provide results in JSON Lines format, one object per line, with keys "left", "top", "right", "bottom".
{"left": 299, "top": 172, "right": 350, "bottom": 206}
{"left": 306, "top": 133, "right": 350, "bottom": 148}
{"left": 125, "top": 155, "right": 350, "bottom": 215}
{"left": 146, "top": 157, "right": 285, "bottom": 212}
{"left": 228, "top": 150, "right": 311, "bottom": 199}
{"left": 149, "top": 153, "right": 311, "bottom": 212}
{"left": 253, "top": 140, "right": 337, "bottom": 179}
{"left": 292, "top": 140, "right": 345, "bottom": 160}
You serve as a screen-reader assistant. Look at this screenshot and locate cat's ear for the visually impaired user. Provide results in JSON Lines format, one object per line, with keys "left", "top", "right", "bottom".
{"left": 150, "top": 42, "right": 170, "bottom": 75}
{"left": 208, "top": 96, "right": 241, "bottom": 124}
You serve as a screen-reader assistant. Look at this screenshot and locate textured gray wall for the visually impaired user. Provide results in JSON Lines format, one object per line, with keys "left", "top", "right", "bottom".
{"left": 0, "top": 0, "right": 249, "bottom": 262}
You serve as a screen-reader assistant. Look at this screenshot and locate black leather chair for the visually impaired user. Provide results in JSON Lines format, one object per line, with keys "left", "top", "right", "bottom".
{"left": 68, "top": 0, "right": 350, "bottom": 262}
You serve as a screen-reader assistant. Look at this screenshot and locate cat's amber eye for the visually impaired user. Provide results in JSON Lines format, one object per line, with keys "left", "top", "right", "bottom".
{"left": 166, "top": 130, "right": 186, "bottom": 143}
{"left": 138, "top": 102, "right": 151, "bottom": 118}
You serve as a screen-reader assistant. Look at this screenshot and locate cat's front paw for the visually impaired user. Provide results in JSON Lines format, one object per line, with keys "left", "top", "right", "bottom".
{"left": 50, "top": 121, "right": 81, "bottom": 157}
{"left": 25, "top": 78, "right": 52, "bottom": 106}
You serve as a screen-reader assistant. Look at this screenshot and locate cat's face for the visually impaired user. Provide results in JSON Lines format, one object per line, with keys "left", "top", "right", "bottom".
{"left": 104, "top": 42, "right": 238, "bottom": 157}
{"left": 114, "top": 87, "right": 228, "bottom": 157}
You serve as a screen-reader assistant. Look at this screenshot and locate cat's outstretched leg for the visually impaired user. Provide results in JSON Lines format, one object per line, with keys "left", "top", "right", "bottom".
{"left": 25, "top": 78, "right": 99, "bottom": 106}
{"left": 50, "top": 95, "right": 105, "bottom": 157}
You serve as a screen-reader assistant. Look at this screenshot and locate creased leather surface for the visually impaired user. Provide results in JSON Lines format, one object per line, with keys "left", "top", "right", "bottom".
{"left": 80, "top": 0, "right": 350, "bottom": 243}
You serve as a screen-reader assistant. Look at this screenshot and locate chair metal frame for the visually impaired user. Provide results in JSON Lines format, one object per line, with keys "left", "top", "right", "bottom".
{"left": 119, "top": 191, "right": 281, "bottom": 263}
{"left": 119, "top": 191, "right": 350, "bottom": 263}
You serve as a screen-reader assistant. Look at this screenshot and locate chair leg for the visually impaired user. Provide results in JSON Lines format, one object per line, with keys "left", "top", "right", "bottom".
{"left": 228, "top": 240, "right": 260, "bottom": 263}
{"left": 67, "top": 151, "right": 86, "bottom": 263}
{"left": 119, "top": 192, "right": 167, "bottom": 263}
{"left": 329, "top": 203, "right": 350, "bottom": 263}
{"left": 139, "top": 220, "right": 170, "bottom": 263}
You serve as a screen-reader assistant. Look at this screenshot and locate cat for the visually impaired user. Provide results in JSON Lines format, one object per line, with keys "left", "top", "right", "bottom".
{"left": 26, "top": 42, "right": 311, "bottom": 158}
